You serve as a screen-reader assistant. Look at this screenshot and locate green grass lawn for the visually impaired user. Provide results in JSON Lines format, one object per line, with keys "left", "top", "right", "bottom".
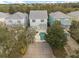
{"left": 52, "top": 47, "right": 67, "bottom": 58}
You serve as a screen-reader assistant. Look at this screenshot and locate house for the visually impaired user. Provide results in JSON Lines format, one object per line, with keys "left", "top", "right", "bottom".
{"left": 5, "top": 12, "right": 28, "bottom": 28}
{"left": 68, "top": 11, "right": 79, "bottom": 21}
{"left": 49, "top": 11, "right": 71, "bottom": 30}
{"left": 29, "top": 10, "right": 48, "bottom": 42}
{"left": 0, "top": 12, "right": 9, "bottom": 26}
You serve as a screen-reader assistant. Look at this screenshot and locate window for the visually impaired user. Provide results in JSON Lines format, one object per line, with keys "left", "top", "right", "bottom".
{"left": 9, "top": 20, "right": 12, "bottom": 23}
{"left": 17, "top": 20, "right": 21, "bottom": 24}
{"left": 32, "top": 20, "right": 35, "bottom": 22}
{"left": 41, "top": 20, "right": 44, "bottom": 22}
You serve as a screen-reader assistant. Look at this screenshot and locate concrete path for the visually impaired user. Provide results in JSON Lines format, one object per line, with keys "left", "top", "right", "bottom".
{"left": 67, "top": 35, "right": 79, "bottom": 51}
{"left": 23, "top": 42, "right": 55, "bottom": 58}
{"left": 64, "top": 32, "right": 79, "bottom": 56}
{"left": 64, "top": 30, "right": 79, "bottom": 51}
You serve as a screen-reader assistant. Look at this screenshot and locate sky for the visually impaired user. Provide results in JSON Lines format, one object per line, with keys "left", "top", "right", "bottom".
{"left": 0, "top": 0, "right": 79, "bottom": 4}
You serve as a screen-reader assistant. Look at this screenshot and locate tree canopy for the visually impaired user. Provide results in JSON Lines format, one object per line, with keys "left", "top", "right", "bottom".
{"left": 0, "top": 3, "right": 79, "bottom": 13}
{"left": 46, "top": 21, "right": 67, "bottom": 48}
{"left": 0, "top": 26, "right": 36, "bottom": 57}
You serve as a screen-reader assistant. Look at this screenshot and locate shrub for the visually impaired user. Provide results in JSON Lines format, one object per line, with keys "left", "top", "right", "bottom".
{"left": 46, "top": 21, "right": 67, "bottom": 48}
{"left": 70, "top": 21, "right": 79, "bottom": 43}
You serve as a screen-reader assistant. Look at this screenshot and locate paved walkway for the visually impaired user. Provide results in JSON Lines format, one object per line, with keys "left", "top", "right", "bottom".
{"left": 23, "top": 42, "right": 55, "bottom": 58}
{"left": 67, "top": 35, "right": 79, "bottom": 51}
{"left": 64, "top": 32, "right": 79, "bottom": 56}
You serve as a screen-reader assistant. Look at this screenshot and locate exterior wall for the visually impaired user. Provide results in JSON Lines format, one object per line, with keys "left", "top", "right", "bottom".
{"left": 49, "top": 16, "right": 61, "bottom": 26}
{"left": 30, "top": 19, "right": 47, "bottom": 32}
{"left": 0, "top": 18, "right": 6, "bottom": 26}
{"left": 48, "top": 16, "right": 56, "bottom": 26}
{"left": 60, "top": 18, "right": 71, "bottom": 30}
{"left": 49, "top": 16, "right": 71, "bottom": 30}
{"left": 5, "top": 18, "right": 26, "bottom": 27}
{"left": 0, "top": 18, "right": 5, "bottom": 23}
{"left": 61, "top": 18, "right": 71, "bottom": 25}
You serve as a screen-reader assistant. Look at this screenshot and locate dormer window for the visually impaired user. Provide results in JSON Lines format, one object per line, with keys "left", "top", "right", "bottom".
{"left": 17, "top": 20, "right": 21, "bottom": 24}
{"left": 41, "top": 20, "right": 44, "bottom": 22}
{"left": 32, "top": 20, "right": 35, "bottom": 22}
{"left": 9, "top": 20, "right": 12, "bottom": 23}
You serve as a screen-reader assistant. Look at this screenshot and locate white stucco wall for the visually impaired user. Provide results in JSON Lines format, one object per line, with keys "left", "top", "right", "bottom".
{"left": 5, "top": 18, "right": 27, "bottom": 27}
{"left": 0, "top": 18, "right": 5, "bottom": 23}
{"left": 30, "top": 19, "right": 47, "bottom": 32}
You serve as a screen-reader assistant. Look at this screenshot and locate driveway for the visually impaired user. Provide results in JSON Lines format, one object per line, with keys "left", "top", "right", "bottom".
{"left": 23, "top": 42, "right": 55, "bottom": 58}
{"left": 67, "top": 34, "right": 79, "bottom": 51}
{"left": 64, "top": 31, "right": 79, "bottom": 56}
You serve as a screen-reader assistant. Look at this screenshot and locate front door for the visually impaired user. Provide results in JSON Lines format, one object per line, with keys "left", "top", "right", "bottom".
{"left": 39, "top": 32, "right": 46, "bottom": 40}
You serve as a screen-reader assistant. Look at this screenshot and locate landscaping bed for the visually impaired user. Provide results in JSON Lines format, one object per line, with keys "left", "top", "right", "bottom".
{"left": 0, "top": 26, "right": 36, "bottom": 58}
{"left": 46, "top": 21, "right": 68, "bottom": 58}
{"left": 52, "top": 47, "right": 67, "bottom": 58}
{"left": 69, "top": 31, "right": 79, "bottom": 43}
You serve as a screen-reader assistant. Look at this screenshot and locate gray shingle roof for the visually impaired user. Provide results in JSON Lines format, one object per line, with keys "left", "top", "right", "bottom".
{"left": 15, "top": 12, "right": 28, "bottom": 17}
{"left": 5, "top": 12, "right": 28, "bottom": 20}
{"left": 49, "top": 11, "right": 70, "bottom": 19}
{"left": 67, "top": 11, "right": 79, "bottom": 17}
{"left": 29, "top": 10, "right": 48, "bottom": 19}
{"left": 0, "top": 12, "right": 9, "bottom": 18}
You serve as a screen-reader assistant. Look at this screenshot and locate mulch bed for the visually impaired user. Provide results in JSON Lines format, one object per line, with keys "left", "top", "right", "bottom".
{"left": 52, "top": 47, "right": 67, "bottom": 58}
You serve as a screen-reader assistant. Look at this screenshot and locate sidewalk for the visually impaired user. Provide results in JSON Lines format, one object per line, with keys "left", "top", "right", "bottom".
{"left": 67, "top": 35, "right": 79, "bottom": 51}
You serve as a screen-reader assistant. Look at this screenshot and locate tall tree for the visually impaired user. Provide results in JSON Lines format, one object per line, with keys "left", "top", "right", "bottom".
{"left": 46, "top": 21, "right": 67, "bottom": 48}
{"left": 9, "top": 5, "right": 15, "bottom": 14}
